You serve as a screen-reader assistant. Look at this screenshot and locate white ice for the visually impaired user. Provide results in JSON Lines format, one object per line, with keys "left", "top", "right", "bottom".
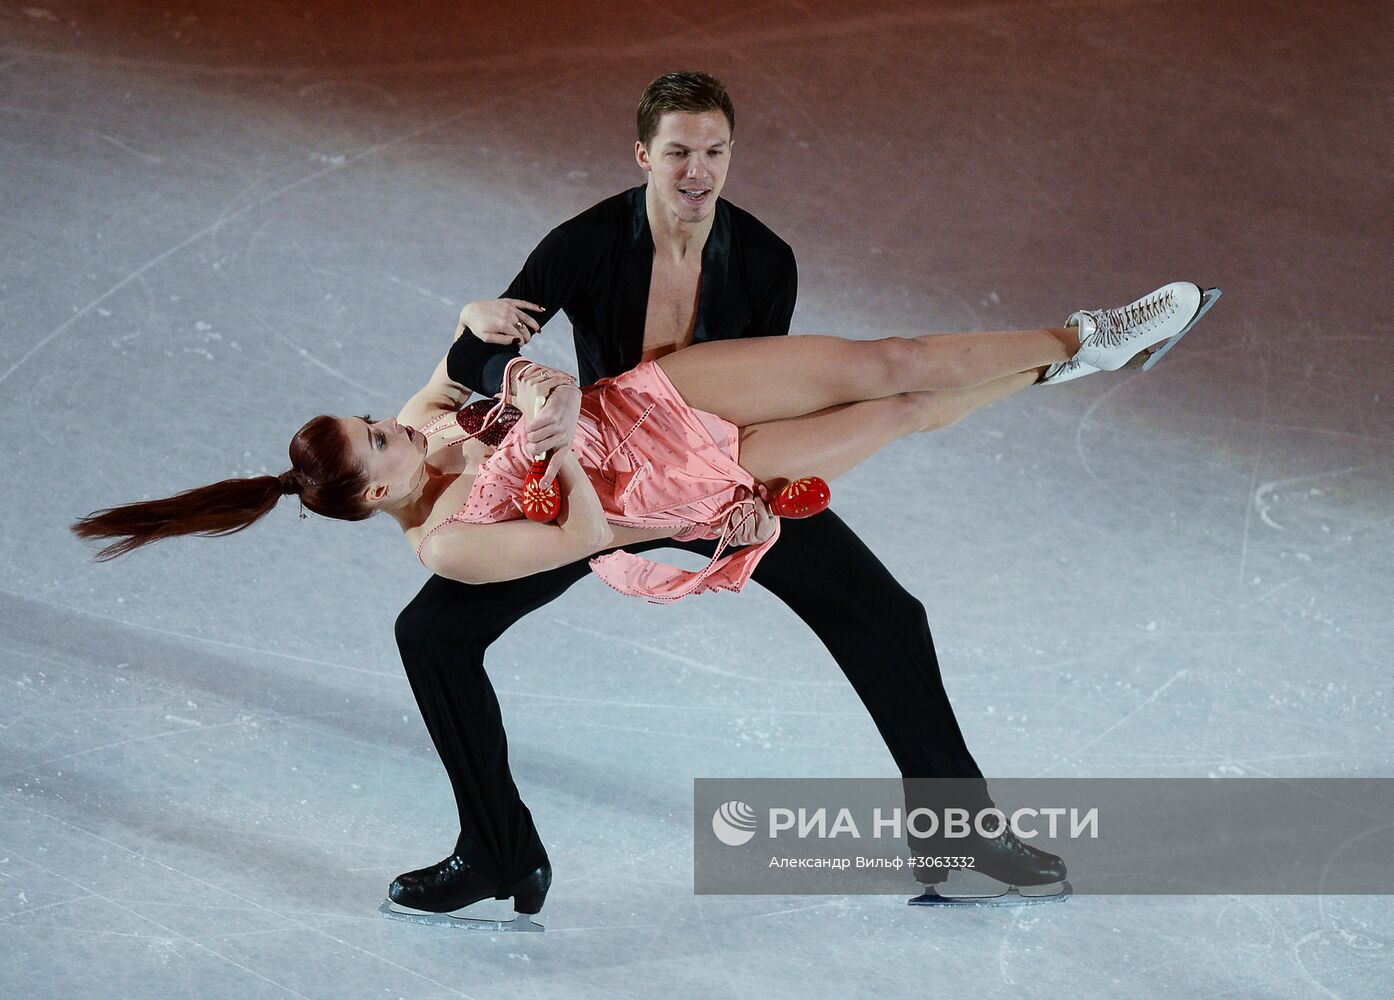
{"left": 2, "top": 1, "right": 1392, "bottom": 998}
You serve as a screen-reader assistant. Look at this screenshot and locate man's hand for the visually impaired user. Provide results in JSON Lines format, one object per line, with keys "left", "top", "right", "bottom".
{"left": 726, "top": 496, "right": 778, "bottom": 547}
{"left": 455, "top": 299, "right": 545, "bottom": 345}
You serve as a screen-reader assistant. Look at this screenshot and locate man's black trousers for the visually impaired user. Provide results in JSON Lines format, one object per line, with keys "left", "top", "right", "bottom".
{"left": 394, "top": 508, "right": 988, "bottom": 882}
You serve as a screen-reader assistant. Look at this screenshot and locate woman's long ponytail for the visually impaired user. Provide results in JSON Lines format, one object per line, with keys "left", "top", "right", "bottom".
{"left": 71, "top": 415, "right": 372, "bottom": 560}
{"left": 72, "top": 473, "right": 290, "bottom": 560}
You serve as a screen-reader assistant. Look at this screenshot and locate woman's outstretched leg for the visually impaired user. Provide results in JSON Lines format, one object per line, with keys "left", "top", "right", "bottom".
{"left": 736, "top": 372, "right": 1036, "bottom": 489}
{"left": 656, "top": 329, "right": 1072, "bottom": 428}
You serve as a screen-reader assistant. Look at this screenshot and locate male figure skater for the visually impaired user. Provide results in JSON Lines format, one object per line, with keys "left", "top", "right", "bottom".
{"left": 386, "top": 72, "right": 1066, "bottom": 927}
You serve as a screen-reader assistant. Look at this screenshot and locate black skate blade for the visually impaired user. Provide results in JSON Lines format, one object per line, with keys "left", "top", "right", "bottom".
{"left": 1141, "top": 286, "right": 1222, "bottom": 371}
{"left": 378, "top": 898, "right": 544, "bottom": 932}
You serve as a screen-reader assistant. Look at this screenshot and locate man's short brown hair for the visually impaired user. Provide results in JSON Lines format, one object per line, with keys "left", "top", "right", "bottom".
{"left": 636, "top": 71, "right": 736, "bottom": 147}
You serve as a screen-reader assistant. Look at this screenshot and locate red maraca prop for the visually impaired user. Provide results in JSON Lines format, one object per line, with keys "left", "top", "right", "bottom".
{"left": 521, "top": 459, "right": 561, "bottom": 521}
{"left": 521, "top": 396, "right": 561, "bottom": 522}
{"left": 772, "top": 476, "right": 830, "bottom": 518}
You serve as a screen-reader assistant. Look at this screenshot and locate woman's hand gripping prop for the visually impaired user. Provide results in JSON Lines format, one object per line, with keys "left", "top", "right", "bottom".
{"left": 514, "top": 366, "right": 578, "bottom": 523}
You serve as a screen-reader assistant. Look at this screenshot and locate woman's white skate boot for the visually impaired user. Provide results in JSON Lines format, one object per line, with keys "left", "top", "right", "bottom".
{"left": 1070, "top": 281, "right": 1214, "bottom": 371}
{"left": 1038, "top": 333, "right": 1157, "bottom": 385}
{"left": 1039, "top": 283, "right": 1220, "bottom": 384}
{"left": 1037, "top": 353, "right": 1098, "bottom": 386}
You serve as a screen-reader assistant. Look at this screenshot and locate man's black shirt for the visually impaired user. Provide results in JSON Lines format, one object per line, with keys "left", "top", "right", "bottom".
{"left": 447, "top": 185, "right": 797, "bottom": 397}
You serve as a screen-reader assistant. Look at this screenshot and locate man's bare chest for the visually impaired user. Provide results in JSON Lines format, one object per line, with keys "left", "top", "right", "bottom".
{"left": 641, "top": 256, "right": 701, "bottom": 360}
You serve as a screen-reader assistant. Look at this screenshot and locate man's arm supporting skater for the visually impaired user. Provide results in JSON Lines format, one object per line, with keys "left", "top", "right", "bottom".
{"left": 448, "top": 226, "right": 584, "bottom": 397}
{"left": 448, "top": 227, "right": 590, "bottom": 476}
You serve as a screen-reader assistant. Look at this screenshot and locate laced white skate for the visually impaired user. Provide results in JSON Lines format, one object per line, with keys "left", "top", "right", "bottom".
{"left": 1037, "top": 353, "right": 1097, "bottom": 386}
{"left": 1072, "top": 282, "right": 1217, "bottom": 371}
{"left": 1039, "top": 328, "right": 1173, "bottom": 385}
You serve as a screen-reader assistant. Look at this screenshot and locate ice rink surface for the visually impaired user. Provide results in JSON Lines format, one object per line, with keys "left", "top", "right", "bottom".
{"left": 3, "top": 0, "right": 1392, "bottom": 996}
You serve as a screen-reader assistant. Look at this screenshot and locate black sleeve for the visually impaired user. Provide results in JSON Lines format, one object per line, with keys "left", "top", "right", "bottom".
{"left": 447, "top": 225, "right": 586, "bottom": 397}
{"left": 747, "top": 241, "right": 798, "bottom": 339}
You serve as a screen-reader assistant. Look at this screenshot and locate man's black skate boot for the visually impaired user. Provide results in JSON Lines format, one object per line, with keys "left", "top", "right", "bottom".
{"left": 388, "top": 854, "right": 552, "bottom": 914}
{"left": 952, "top": 826, "right": 1067, "bottom": 887}
{"left": 911, "top": 827, "right": 1070, "bottom": 906}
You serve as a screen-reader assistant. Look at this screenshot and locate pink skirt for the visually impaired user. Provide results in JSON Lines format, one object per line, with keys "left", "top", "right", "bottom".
{"left": 453, "top": 361, "right": 779, "bottom": 602}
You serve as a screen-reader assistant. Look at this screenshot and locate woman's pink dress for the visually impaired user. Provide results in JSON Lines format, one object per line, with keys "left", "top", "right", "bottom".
{"left": 416, "top": 358, "right": 779, "bottom": 603}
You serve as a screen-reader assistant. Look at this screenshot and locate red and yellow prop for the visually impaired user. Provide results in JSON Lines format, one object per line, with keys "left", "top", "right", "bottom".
{"left": 521, "top": 396, "right": 562, "bottom": 522}
{"left": 772, "top": 476, "right": 830, "bottom": 519}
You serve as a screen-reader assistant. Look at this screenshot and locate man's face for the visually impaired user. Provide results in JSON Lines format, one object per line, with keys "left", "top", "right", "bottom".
{"left": 636, "top": 110, "right": 733, "bottom": 226}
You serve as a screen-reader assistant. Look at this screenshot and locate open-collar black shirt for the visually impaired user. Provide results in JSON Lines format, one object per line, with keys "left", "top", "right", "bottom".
{"left": 447, "top": 185, "right": 797, "bottom": 397}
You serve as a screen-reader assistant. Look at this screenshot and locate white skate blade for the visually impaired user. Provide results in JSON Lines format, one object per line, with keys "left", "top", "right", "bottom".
{"left": 1140, "top": 286, "right": 1221, "bottom": 371}
{"left": 907, "top": 881, "right": 1072, "bottom": 907}
{"left": 1017, "top": 879, "right": 1071, "bottom": 898}
{"left": 907, "top": 869, "right": 1072, "bottom": 907}
{"left": 378, "top": 898, "right": 544, "bottom": 932}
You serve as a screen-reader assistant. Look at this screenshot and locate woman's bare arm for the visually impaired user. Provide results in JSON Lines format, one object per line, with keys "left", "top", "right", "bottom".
{"left": 550, "top": 450, "right": 609, "bottom": 543}
{"left": 421, "top": 519, "right": 605, "bottom": 585}
{"left": 420, "top": 452, "right": 614, "bottom": 584}
{"left": 398, "top": 350, "right": 470, "bottom": 425}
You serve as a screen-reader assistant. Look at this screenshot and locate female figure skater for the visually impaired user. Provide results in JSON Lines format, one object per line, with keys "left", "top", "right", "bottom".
{"left": 74, "top": 282, "right": 1215, "bottom": 604}
{"left": 72, "top": 280, "right": 1216, "bottom": 925}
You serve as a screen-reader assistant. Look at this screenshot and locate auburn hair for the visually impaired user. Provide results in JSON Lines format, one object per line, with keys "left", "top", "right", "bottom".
{"left": 636, "top": 71, "right": 735, "bottom": 147}
{"left": 71, "top": 415, "right": 371, "bottom": 561}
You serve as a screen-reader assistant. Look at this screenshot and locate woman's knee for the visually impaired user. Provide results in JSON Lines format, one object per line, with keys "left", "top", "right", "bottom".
{"left": 907, "top": 390, "right": 967, "bottom": 433}
{"left": 867, "top": 336, "right": 966, "bottom": 395}
{"left": 862, "top": 337, "right": 913, "bottom": 394}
